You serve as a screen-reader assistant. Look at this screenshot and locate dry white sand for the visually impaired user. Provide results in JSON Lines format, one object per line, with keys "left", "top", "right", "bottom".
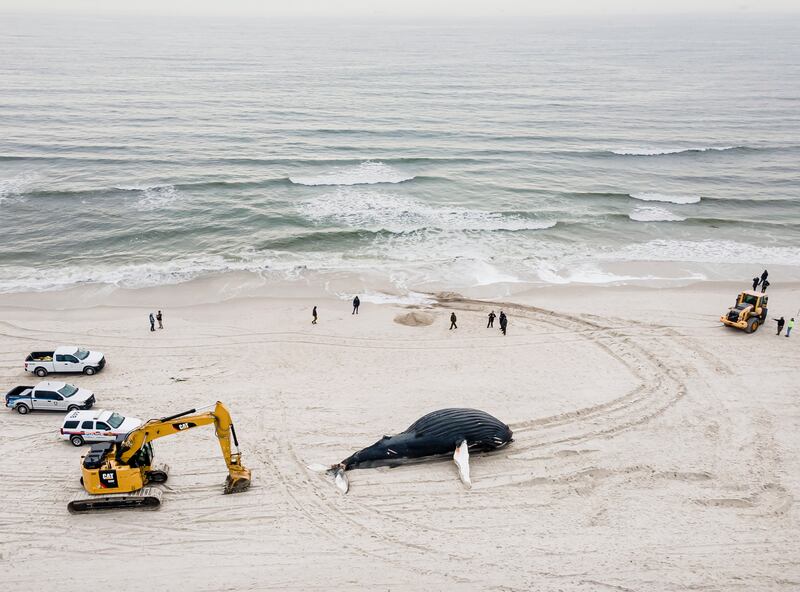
{"left": 0, "top": 281, "right": 798, "bottom": 591}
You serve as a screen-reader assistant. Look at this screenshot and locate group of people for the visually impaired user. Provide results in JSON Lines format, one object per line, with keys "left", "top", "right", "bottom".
{"left": 148, "top": 310, "right": 164, "bottom": 332}
{"left": 486, "top": 310, "right": 508, "bottom": 335}
{"left": 774, "top": 316, "right": 794, "bottom": 337}
{"left": 313, "top": 297, "right": 509, "bottom": 336}
{"left": 748, "top": 270, "right": 795, "bottom": 337}
{"left": 751, "top": 269, "right": 770, "bottom": 293}
{"left": 309, "top": 296, "right": 358, "bottom": 325}
{"left": 449, "top": 310, "right": 508, "bottom": 335}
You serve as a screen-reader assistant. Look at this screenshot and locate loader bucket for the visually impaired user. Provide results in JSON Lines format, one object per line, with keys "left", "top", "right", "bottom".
{"left": 224, "top": 469, "right": 252, "bottom": 494}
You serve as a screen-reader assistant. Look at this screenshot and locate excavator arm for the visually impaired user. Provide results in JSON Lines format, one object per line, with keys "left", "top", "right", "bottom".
{"left": 119, "top": 401, "right": 251, "bottom": 494}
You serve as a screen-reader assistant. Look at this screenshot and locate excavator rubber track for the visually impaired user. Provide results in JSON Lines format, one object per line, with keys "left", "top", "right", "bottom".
{"left": 67, "top": 486, "right": 163, "bottom": 514}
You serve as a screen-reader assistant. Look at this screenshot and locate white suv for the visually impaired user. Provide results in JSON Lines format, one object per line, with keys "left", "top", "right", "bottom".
{"left": 60, "top": 409, "right": 142, "bottom": 447}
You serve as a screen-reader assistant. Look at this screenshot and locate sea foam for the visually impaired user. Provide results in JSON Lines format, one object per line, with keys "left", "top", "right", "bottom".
{"left": 629, "top": 206, "right": 687, "bottom": 222}
{"left": 115, "top": 184, "right": 182, "bottom": 211}
{"left": 0, "top": 172, "right": 37, "bottom": 205}
{"left": 289, "top": 161, "right": 416, "bottom": 186}
{"left": 300, "top": 188, "right": 556, "bottom": 233}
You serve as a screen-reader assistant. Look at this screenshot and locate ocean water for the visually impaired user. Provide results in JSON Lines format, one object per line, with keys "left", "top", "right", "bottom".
{"left": 1, "top": 14, "right": 799, "bottom": 295}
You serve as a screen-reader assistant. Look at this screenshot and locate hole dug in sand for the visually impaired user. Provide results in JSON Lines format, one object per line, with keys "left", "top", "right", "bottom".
{"left": 394, "top": 311, "right": 435, "bottom": 327}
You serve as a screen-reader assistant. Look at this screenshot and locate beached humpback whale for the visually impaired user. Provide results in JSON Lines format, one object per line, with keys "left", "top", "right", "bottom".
{"left": 328, "top": 408, "right": 513, "bottom": 493}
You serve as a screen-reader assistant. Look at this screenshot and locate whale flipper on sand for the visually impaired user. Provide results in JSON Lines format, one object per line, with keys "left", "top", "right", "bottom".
{"left": 453, "top": 439, "right": 471, "bottom": 488}
{"left": 334, "top": 466, "right": 349, "bottom": 494}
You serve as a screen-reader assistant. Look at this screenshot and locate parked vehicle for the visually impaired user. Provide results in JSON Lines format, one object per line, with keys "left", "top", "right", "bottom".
{"left": 24, "top": 346, "right": 106, "bottom": 377}
{"left": 60, "top": 409, "right": 142, "bottom": 447}
{"left": 5, "top": 381, "right": 95, "bottom": 414}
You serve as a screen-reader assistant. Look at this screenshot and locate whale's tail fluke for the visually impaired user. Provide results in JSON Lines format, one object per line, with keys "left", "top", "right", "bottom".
{"left": 454, "top": 439, "right": 471, "bottom": 489}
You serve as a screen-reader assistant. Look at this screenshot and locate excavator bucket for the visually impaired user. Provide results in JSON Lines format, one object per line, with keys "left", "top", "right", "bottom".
{"left": 224, "top": 469, "right": 252, "bottom": 494}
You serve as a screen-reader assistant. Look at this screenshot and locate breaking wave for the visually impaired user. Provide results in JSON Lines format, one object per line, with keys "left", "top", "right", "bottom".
{"left": 299, "top": 188, "right": 557, "bottom": 233}
{"left": 116, "top": 184, "right": 182, "bottom": 211}
{"left": 609, "top": 146, "right": 742, "bottom": 156}
{"left": 0, "top": 172, "right": 37, "bottom": 206}
{"left": 629, "top": 206, "right": 687, "bottom": 222}
{"left": 289, "top": 161, "right": 416, "bottom": 186}
{"left": 630, "top": 192, "right": 701, "bottom": 205}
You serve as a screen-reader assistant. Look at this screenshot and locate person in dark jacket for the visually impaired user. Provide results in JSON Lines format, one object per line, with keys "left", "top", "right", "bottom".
{"left": 449, "top": 312, "right": 457, "bottom": 330}
{"left": 312, "top": 306, "right": 318, "bottom": 324}
{"left": 487, "top": 310, "right": 496, "bottom": 328}
{"left": 760, "top": 269, "right": 769, "bottom": 285}
{"left": 149, "top": 312, "right": 156, "bottom": 332}
{"left": 352, "top": 296, "right": 360, "bottom": 315}
{"left": 761, "top": 279, "right": 770, "bottom": 293}
{"left": 775, "top": 316, "right": 785, "bottom": 335}
{"left": 499, "top": 311, "right": 507, "bottom": 336}
{"left": 752, "top": 277, "right": 760, "bottom": 291}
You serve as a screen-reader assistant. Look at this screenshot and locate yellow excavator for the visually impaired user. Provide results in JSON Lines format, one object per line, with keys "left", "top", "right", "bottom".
{"left": 68, "top": 401, "right": 251, "bottom": 513}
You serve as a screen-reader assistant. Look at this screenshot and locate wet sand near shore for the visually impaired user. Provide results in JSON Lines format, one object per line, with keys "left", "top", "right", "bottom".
{"left": 0, "top": 282, "right": 798, "bottom": 591}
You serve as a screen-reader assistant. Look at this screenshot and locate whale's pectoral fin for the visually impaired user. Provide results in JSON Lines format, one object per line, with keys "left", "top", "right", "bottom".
{"left": 333, "top": 466, "right": 350, "bottom": 494}
{"left": 453, "top": 439, "right": 472, "bottom": 489}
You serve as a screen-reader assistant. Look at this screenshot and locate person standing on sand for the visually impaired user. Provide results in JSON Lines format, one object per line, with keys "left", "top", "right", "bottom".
{"left": 157, "top": 310, "right": 163, "bottom": 329}
{"left": 352, "top": 296, "right": 360, "bottom": 315}
{"left": 775, "top": 316, "right": 785, "bottom": 335}
{"left": 487, "top": 311, "right": 496, "bottom": 328}
{"left": 312, "top": 306, "right": 318, "bottom": 324}
{"left": 149, "top": 312, "right": 155, "bottom": 332}
{"left": 787, "top": 318, "right": 794, "bottom": 338}
{"left": 752, "top": 277, "right": 760, "bottom": 291}
{"left": 761, "top": 269, "right": 769, "bottom": 286}
{"left": 499, "top": 311, "right": 507, "bottom": 336}
{"left": 450, "top": 312, "right": 458, "bottom": 330}
{"left": 761, "top": 279, "right": 770, "bottom": 293}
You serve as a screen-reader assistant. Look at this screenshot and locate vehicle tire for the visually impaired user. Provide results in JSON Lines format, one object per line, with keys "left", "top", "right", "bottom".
{"left": 747, "top": 318, "right": 759, "bottom": 333}
{"left": 79, "top": 476, "right": 83, "bottom": 485}
{"left": 67, "top": 405, "right": 79, "bottom": 412}
{"left": 70, "top": 435, "right": 84, "bottom": 447}
{"left": 16, "top": 404, "right": 30, "bottom": 415}
{"left": 83, "top": 366, "right": 96, "bottom": 376}
{"left": 34, "top": 367, "right": 47, "bottom": 377}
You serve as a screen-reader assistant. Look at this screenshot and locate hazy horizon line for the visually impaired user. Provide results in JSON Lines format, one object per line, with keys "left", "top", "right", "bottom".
{"left": 3, "top": 8, "right": 799, "bottom": 20}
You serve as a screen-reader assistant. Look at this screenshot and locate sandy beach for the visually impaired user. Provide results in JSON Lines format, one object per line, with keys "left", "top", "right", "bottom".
{"left": 0, "top": 280, "right": 798, "bottom": 591}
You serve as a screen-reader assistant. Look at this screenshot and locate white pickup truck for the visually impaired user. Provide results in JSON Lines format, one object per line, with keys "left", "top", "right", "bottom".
{"left": 5, "top": 381, "right": 96, "bottom": 415}
{"left": 24, "top": 346, "right": 106, "bottom": 377}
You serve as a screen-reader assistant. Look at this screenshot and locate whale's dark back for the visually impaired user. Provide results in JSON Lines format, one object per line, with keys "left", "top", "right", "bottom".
{"left": 403, "top": 408, "right": 513, "bottom": 451}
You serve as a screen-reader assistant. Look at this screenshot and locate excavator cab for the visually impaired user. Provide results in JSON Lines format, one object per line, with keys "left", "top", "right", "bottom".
{"left": 125, "top": 441, "right": 154, "bottom": 468}
{"left": 721, "top": 291, "right": 768, "bottom": 333}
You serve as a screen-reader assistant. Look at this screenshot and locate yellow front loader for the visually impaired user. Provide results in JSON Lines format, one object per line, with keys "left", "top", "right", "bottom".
{"left": 68, "top": 401, "right": 251, "bottom": 513}
{"left": 721, "top": 291, "right": 769, "bottom": 333}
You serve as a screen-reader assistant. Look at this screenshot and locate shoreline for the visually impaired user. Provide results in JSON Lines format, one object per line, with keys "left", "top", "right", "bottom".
{"left": 1, "top": 268, "right": 799, "bottom": 312}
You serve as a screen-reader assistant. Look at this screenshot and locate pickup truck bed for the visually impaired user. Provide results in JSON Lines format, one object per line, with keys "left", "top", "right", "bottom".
{"left": 26, "top": 352, "right": 54, "bottom": 362}
{"left": 5, "top": 385, "right": 34, "bottom": 400}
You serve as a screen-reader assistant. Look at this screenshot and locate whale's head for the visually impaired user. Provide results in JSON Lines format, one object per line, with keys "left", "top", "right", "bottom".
{"left": 339, "top": 433, "right": 410, "bottom": 470}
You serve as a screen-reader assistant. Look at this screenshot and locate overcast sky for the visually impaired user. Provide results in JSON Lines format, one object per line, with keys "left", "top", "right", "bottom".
{"left": 2, "top": 0, "right": 797, "bottom": 17}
